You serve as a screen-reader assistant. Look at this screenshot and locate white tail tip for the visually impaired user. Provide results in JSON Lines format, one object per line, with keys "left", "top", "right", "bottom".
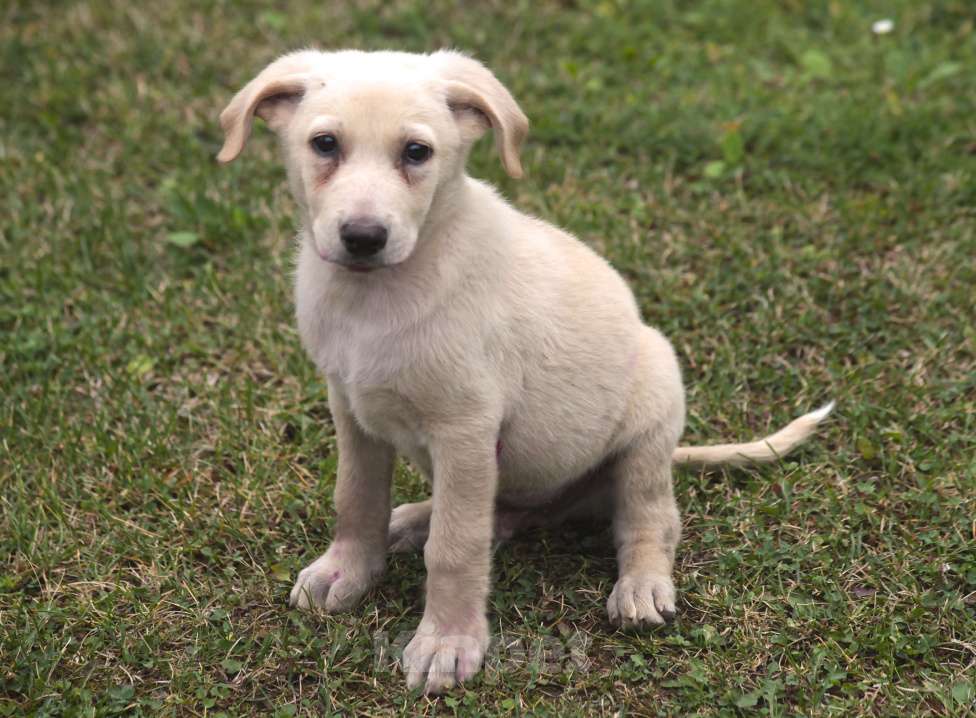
{"left": 806, "top": 401, "right": 835, "bottom": 423}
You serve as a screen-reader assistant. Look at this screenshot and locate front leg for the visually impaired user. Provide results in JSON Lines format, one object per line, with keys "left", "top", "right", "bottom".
{"left": 401, "top": 426, "right": 497, "bottom": 694}
{"left": 607, "top": 430, "right": 681, "bottom": 628}
{"left": 290, "top": 385, "right": 394, "bottom": 611}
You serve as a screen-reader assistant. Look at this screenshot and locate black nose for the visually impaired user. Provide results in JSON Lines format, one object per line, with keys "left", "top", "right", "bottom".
{"left": 340, "top": 221, "right": 388, "bottom": 258}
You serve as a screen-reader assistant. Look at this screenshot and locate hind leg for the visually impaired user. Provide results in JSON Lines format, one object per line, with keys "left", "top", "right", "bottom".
{"left": 388, "top": 500, "right": 433, "bottom": 553}
{"left": 387, "top": 498, "right": 563, "bottom": 552}
{"left": 388, "top": 478, "right": 614, "bottom": 553}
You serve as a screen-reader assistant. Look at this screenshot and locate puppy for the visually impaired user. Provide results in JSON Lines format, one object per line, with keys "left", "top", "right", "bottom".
{"left": 217, "top": 49, "right": 832, "bottom": 694}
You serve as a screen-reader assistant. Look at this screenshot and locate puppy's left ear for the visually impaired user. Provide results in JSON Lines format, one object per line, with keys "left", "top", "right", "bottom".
{"left": 217, "top": 50, "right": 320, "bottom": 164}
{"left": 432, "top": 51, "right": 529, "bottom": 178}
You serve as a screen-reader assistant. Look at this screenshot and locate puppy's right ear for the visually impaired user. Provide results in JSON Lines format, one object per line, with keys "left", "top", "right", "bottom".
{"left": 217, "top": 50, "right": 320, "bottom": 164}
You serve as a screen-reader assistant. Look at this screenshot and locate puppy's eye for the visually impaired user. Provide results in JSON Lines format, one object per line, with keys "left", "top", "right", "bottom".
{"left": 311, "top": 134, "right": 339, "bottom": 157}
{"left": 403, "top": 142, "right": 432, "bottom": 165}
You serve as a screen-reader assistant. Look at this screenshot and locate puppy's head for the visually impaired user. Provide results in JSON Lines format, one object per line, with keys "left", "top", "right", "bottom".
{"left": 217, "top": 50, "right": 528, "bottom": 271}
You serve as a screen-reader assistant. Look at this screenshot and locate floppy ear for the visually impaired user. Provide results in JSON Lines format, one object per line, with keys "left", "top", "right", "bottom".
{"left": 217, "top": 50, "right": 321, "bottom": 164}
{"left": 432, "top": 51, "right": 529, "bottom": 179}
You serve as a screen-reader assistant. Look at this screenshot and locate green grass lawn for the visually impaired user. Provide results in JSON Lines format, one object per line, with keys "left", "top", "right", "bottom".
{"left": 2, "top": 1, "right": 975, "bottom": 715}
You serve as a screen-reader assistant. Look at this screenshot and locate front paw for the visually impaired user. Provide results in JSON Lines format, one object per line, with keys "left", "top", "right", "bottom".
{"left": 288, "top": 543, "right": 384, "bottom": 612}
{"left": 401, "top": 614, "right": 489, "bottom": 694}
{"left": 607, "top": 573, "right": 677, "bottom": 629}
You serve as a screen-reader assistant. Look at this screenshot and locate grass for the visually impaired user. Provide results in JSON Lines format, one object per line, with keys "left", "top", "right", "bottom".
{"left": 2, "top": 0, "right": 975, "bottom": 715}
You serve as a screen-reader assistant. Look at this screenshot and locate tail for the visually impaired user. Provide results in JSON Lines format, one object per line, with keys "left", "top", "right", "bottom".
{"left": 672, "top": 402, "right": 834, "bottom": 468}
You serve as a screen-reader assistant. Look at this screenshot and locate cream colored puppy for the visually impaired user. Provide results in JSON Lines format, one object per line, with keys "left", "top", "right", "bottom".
{"left": 218, "top": 49, "right": 832, "bottom": 694}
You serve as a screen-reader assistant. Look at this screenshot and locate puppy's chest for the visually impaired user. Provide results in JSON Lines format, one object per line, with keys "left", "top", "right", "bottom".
{"left": 303, "top": 316, "right": 411, "bottom": 386}
{"left": 346, "top": 385, "right": 428, "bottom": 456}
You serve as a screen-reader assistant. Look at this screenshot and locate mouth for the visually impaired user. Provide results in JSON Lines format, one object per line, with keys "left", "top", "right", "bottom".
{"left": 323, "top": 256, "right": 388, "bottom": 273}
{"left": 315, "top": 248, "right": 384, "bottom": 273}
